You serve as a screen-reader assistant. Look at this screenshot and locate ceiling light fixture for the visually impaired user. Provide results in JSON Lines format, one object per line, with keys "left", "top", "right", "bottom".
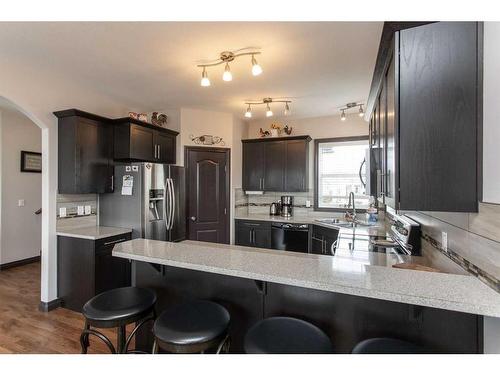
{"left": 245, "top": 105, "right": 252, "bottom": 118}
{"left": 284, "top": 102, "right": 291, "bottom": 116}
{"left": 197, "top": 48, "right": 262, "bottom": 86}
{"left": 339, "top": 102, "right": 365, "bottom": 121}
{"left": 222, "top": 62, "right": 232, "bottom": 82}
{"left": 251, "top": 54, "right": 263, "bottom": 76}
{"left": 266, "top": 103, "right": 273, "bottom": 117}
{"left": 200, "top": 67, "right": 211, "bottom": 87}
{"left": 243, "top": 98, "right": 291, "bottom": 118}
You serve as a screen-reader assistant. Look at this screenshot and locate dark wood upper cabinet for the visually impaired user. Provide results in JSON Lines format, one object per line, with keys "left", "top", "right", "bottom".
{"left": 285, "top": 139, "right": 309, "bottom": 192}
{"left": 264, "top": 141, "right": 286, "bottom": 191}
{"left": 398, "top": 22, "right": 478, "bottom": 212}
{"left": 242, "top": 141, "right": 265, "bottom": 191}
{"left": 55, "top": 109, "right": 114, "bottom": 194}
{"left": 242, "top": 136, "right": 311, "bottom": 192}
{"left": 367, "top": 22, "right": 480, "bottom": 212}
{"left": 114, "top": 118, "right": 178, "bottom": 163}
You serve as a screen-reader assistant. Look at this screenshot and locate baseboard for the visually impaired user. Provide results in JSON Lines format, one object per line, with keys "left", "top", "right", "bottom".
{"left": 0, "top": 255, "right": 40, "bottom": 270}
{"left": 39, "top": 298, "right": 63, "bottom": 312}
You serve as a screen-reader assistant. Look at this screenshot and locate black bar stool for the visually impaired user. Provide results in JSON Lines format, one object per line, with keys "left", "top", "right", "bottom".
{"left": 80, "top": 287, "right": 157, "bottom": 354}
{"left": 352, "top": 338, "right": 426, "bottom": 354}
{"left": 244, "top": 317, "right": 334, "bottom": 354}
{"left": 152, "top": 300, "right": 230, "bottom": 354}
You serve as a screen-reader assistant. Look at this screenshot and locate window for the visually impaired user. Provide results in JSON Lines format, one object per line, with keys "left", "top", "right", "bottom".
{"left": 314, "top": 136, "right": 370, "bottom": 211}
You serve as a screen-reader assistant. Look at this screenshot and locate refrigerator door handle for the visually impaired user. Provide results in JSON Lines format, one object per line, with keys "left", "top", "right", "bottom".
{"left": 169, "top": 178, "right": 176, "bottom": 231}
{"left": 165, "top": 178, "right": 171, "bottom": 230}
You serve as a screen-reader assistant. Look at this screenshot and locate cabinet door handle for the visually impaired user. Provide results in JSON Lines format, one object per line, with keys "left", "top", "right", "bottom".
{"left": 249, "top": 228, "right": 253, "bottom": 244}
{"left": 262, "top": 178, "right": 265, "bottom": 190}
{"left": 111, "top": 175, "right": 114, "bottom": 191}
{"left": 158, "top": 145, "right": 161, "bottom": 160}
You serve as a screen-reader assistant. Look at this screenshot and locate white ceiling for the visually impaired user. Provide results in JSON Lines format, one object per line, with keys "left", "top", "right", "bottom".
{"left": 0, "top": 22, "right": 382, "bottom": 119}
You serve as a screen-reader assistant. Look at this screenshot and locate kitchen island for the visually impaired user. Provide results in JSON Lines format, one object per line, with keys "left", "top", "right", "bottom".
{"left": 113, "top": 239, "right": 500, "bottom": 353}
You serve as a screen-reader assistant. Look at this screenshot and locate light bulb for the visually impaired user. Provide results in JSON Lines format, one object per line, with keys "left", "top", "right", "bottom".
{"left": 284, "top": 102, "right": 290, "bottom": 116}
{"left": 251, "top": 55, "right": 263, "bottom": 76}
{"left": 266, "top": 104, "right": 273, "bottom": 117}
{"left": 341, "top": 110, "right": 346, "bottom": 121}
{"left": 222, "top": 63, "right": 232, "bottom": 82}
{"left": 358, "top": 105, "right": 364, "bottom": 117}
{"left": 200, "top": 68, "right": 210, "bottom": 87}
{"left": 244, "top": 105, "right": 252, "bottom": 118}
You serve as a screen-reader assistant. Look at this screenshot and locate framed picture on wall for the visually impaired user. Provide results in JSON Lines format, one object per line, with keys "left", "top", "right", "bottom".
{"left": 20, "top": 151, "right": 42, "bottom": 173}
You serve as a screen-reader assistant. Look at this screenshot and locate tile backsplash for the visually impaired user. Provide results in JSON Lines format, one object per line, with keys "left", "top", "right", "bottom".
{"left": 236, "top": 188, "right": 314, "bottom": 215}
{"left": 404, "top": 202, "right": 500, "bottom": 292}
{"left": 56, "top": 194, "right": 97, "bottom": 227}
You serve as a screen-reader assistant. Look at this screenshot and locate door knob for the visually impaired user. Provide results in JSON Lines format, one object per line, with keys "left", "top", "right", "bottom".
{"left": 190, "top": 216, "right": 197, "bottom": 222}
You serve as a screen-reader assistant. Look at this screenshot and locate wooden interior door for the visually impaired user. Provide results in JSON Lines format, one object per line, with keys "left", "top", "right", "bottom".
{"left": 185, "top": 147, "right": 230, "bottom": 244}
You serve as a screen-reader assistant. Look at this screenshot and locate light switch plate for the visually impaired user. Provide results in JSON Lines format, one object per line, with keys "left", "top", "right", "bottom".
{"left": 18, "top": 199, "right": 25, "bottom": 207}
{"left": 84, "top": 205, "right": 91, "bottom": 215}
{"left": 77, "top": 206, "right": 84, "bottom": 216}
{"left": 59, "top": 207, "right": 67, "bottom": 217}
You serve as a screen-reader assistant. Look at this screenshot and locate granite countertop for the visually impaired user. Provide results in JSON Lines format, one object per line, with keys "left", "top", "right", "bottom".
{"left": 235, "top": 213, "right": 387, "bottom": 237}
{"left": 113, "top": 238, "right": 500, "bottom": 318}
{"left": 57, "top": 225, "right": 133, "bottom": 240}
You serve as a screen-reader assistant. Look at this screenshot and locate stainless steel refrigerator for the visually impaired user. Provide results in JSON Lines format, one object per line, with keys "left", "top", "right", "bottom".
{"left": 99, "top": 163, "right": 186, "bottom": 242}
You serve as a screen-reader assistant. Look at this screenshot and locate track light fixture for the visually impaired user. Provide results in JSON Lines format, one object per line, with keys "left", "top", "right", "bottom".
{"left": 339, "top": 102, "right": 364, "bottom": 121}
{"left": 243, "top": 98, "right": 291, "bottom": 118}
{"left": 200, "top": 67, "right": 210, "bottom": 87}
{"left": 245, "top": 104, "right": 252, "bottom": 118}
{"left": 198, "top": 48, "right": 262, "bottom": 86}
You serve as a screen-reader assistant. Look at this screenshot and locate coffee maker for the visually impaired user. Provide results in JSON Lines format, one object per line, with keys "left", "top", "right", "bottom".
{"left": 280, "top": 195, "right": 293, "bottom": 217}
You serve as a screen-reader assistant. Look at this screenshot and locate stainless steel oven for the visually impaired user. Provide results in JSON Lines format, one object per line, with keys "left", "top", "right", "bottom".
{"left": 271, "top": 223, "right": 309, "bottom": 253}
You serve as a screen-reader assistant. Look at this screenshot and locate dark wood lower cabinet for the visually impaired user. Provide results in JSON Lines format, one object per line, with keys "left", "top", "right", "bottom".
{"left": 133, "top": 262, "right": 483, "bottom": 353}
{"left": 57, "top": 233, "right": 132, "bottom": 312}
{"left": 235, "top": 220, "right": 271, "bottom": 249}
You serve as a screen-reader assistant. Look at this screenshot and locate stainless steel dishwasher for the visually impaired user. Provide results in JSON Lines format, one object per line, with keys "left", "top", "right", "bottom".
{"left": 271, "top": 223, "right": 309, "bottom": 253}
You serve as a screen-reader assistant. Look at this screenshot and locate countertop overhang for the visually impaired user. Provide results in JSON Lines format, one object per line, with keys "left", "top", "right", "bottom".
{"left": 113, "top": 238, "right": 500, "bottom": 318}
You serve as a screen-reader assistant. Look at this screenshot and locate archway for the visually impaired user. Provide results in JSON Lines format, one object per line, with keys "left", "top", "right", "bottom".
{"left": 0, "top": 95, "right": 58, "bottom": 309}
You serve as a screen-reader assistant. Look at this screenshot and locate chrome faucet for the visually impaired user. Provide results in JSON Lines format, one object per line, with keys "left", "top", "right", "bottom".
{"left": 347, "top": 192, "right": 357, "bottom": 224}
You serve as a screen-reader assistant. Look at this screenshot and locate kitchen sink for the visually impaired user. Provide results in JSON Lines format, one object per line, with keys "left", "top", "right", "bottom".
{"left": 315, "top": 218, "right": 375, "bottom": 228}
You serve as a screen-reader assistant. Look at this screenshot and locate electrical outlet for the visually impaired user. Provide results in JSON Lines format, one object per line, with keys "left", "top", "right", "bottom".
{"left": 305, "top": 200, "right": 311, "bottom": 208}
{"left": 59, "top": 207, "right": 67, "bottom": 217}
{"left": 84, "top": 205, "right": 91, "bottom": 215}
{"left": 18, "top": 199, "right": 25, "bottom": 207}
{"left": 77, "top": 206, "right": 84, "bottom": 216}
{"left": 442, "top": 231, "right": 448, "bottom": 252}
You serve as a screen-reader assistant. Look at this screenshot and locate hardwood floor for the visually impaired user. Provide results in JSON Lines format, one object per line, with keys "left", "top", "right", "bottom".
{"left": 0, "top": 262, "right": 133, "bottom": 354}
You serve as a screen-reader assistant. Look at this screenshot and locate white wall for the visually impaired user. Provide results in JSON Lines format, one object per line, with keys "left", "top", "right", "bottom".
{"left": 483, "top": 22, "right": 500, "bottom": 204}
{"left": 0, "top": 52, "right": 132, "bottom": 304}
{"left": 246, "top": 113, "right": 369, "bottom": 188}
{"left": 0, "top": 107, "right": 42, "bottom": 264}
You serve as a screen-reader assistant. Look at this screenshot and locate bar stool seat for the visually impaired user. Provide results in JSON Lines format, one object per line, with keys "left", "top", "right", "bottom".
{"left": 244, "top": 317, "right": 334, "bottom": 354}
{"left": 80, "top": 287, "right": 157, "bottom": 354}
{"left": 352, "top": 338, "right": 426, "bottom": 354}
{"left": 153, "top": 300, "right": 230, "bottom": 353}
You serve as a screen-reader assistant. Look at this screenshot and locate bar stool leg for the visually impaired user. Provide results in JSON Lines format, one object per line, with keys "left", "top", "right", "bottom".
{"left": 80, "top": 322, "right": 90, "bottom": 354}
{"left": 117, "top": 325, "right": 127, "bottom": 354}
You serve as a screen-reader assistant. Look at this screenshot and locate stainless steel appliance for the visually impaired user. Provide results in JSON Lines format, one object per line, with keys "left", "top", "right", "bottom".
{"left": 269, "top": 201, "right": 281, "bottom": 216}
{"left": 271, "top": 223, "right": 309, "bottom": 253}
{"left": 280, "top": 195, "right": 293, "bottom": 217}
{"left": 99, "top": 163, "right": 186, "bottom": 242}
